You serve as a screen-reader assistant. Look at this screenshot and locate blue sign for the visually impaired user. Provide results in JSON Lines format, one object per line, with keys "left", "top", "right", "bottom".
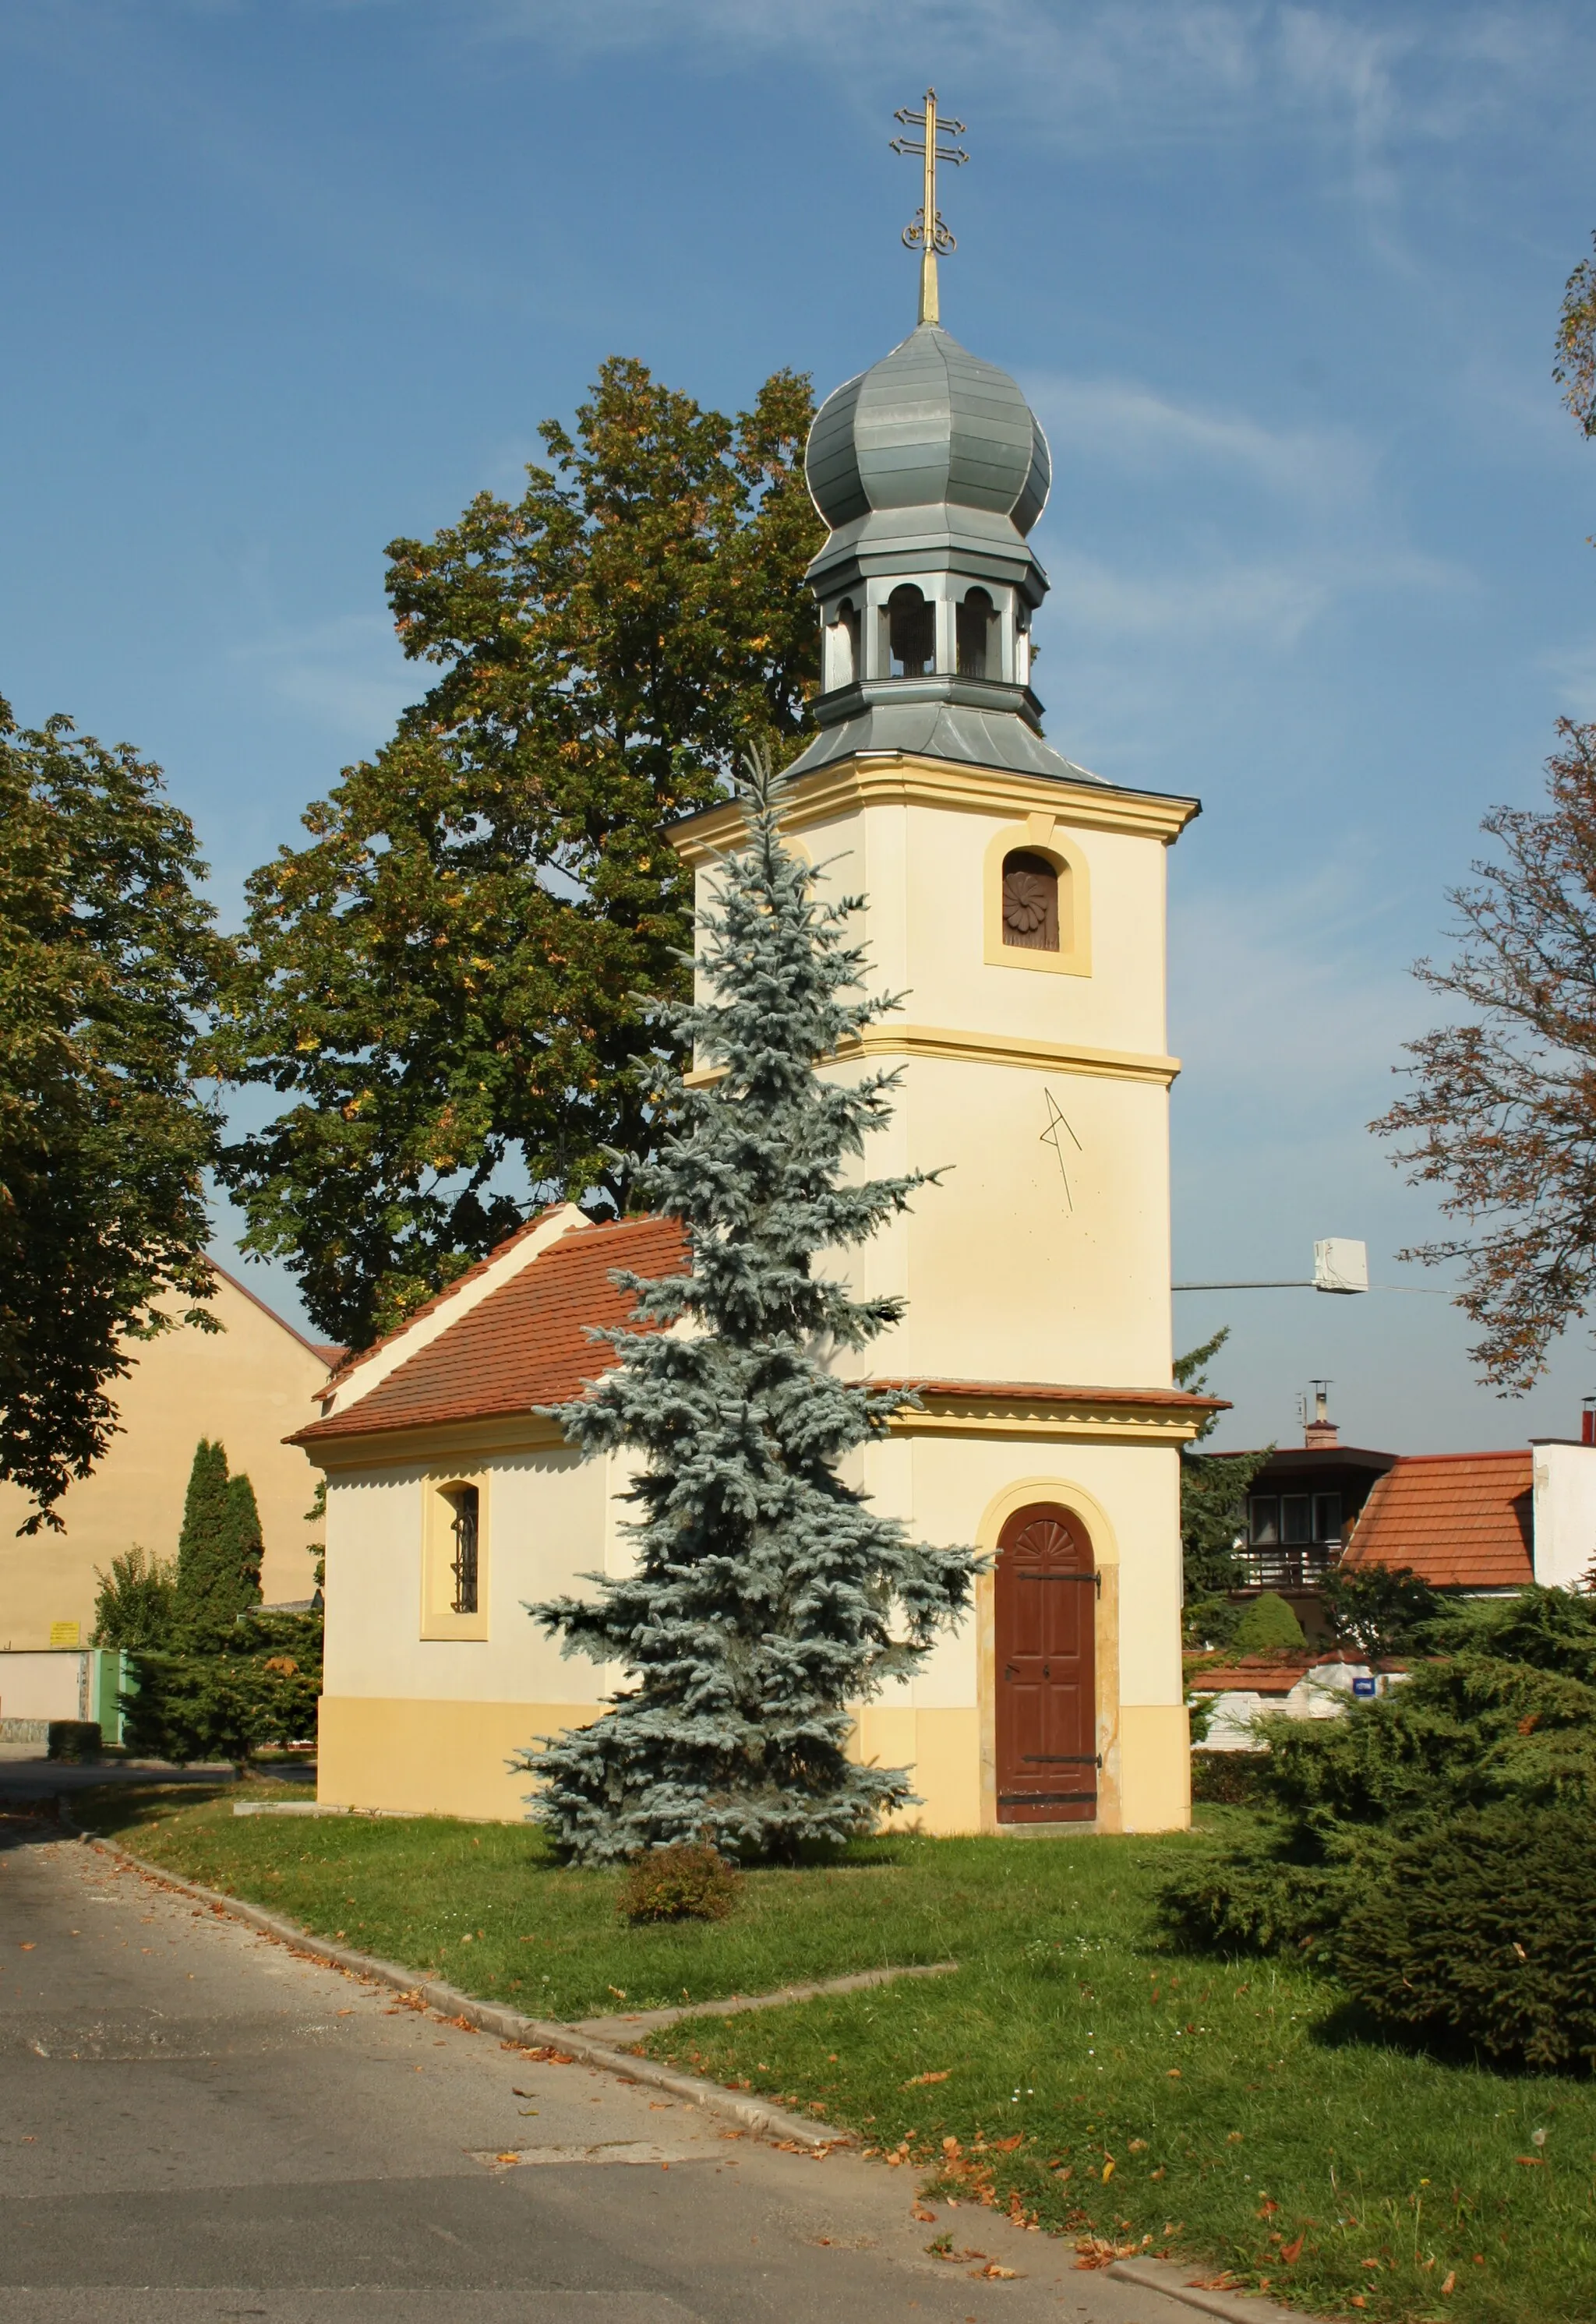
{"left": 1351, "top": 1676, "right": 1377, "bottom": 1698}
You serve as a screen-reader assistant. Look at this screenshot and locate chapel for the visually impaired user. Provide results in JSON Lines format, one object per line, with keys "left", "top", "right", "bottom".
{"left": 298, "top": 164, "right": 1216, "bottom": 1830}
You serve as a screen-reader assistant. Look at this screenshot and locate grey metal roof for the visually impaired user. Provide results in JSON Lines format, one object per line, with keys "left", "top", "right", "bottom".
{"left": 786, "top": 701, "right": 1100, "bottom": 785}
{"left": 807, "top": 325, "right": 1050, "bottom": 536}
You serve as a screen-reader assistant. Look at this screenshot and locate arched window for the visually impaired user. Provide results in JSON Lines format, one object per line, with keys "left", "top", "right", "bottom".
{"left": 956, "top": 587, "right": 997, "bottom": 679}
{"left": 828, "top": 598, "right": 860, "bottom": 689}
{"left": 887, "top": 584, "right": 935, "bottom": 679}
{"left": 1001, "top": 849, "right": 1060, "bottom": 953}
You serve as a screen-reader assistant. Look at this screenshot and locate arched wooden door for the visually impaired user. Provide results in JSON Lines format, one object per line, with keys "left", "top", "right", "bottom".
{"left": 994, "top": 1504, "right": 1098, "bottom": 1824}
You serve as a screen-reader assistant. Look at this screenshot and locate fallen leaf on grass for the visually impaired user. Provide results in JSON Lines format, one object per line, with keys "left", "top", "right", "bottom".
{"left": 902, "top": 2068, "right": 952, "bottom": 2087}
{"left": 1280, "top": 2234, "right": 1305, "bottom": 2263}
{"left": 1441, "top": 2272, "right": 1457, "bottom": 2295}
{"left": 1515, "top": 2156, "right": 1545, "bottom": 2168}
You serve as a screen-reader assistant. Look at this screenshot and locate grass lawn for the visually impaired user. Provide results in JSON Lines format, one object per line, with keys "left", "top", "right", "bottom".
{"left": 82, "top": 1783, "right": 1596, "bottom": 2324}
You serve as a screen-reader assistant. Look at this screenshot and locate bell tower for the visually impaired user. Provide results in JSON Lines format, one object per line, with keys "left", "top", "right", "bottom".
{"left": 673, "top": 104, "right": 1213, "bottom": 1837}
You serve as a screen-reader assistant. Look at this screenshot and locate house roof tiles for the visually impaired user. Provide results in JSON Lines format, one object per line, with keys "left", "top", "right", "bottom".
{"left": 1341, "top": 1450, "right": 1534, "bottom": 1589}
{"left": 295, "top": 1215, "right": 687, "bottom": 1444}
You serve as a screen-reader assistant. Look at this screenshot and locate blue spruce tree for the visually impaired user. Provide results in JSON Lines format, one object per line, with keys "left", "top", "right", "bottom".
{"left": 521, "top": 751, "right": 980, "bottom": 1861}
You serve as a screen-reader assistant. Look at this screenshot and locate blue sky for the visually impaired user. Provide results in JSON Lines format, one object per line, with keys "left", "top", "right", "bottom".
{"left": 3, "top": 1, "right": 1594, "bottom": 1451}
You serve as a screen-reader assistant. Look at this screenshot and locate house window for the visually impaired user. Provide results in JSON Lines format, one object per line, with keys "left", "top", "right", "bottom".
{"left": 956, "top": 587, "right": 996, "bottom": 679}
{"left": 1001, "top": 849, "right": 1060, "bottom": 952}
{"left": 448, "top": 1485, "right": 480, "bottom": 1614}
{"left": 422, "top": 1473, "right": 489, "bottom": 1639}
{"left": 887, "top": 584, "right": 934, "bottom": 678}
{"left": 1280, "top": 1494, "right": 1312, "bottom": 1546}
{"left": 1314, "top": 1492, "right": 1343, "bottom": 1544}
{"left": 1249, "top": 1496, "right": 1280, "bottom": 1546}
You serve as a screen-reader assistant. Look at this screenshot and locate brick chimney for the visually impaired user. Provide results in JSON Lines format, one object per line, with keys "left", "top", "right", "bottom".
{"left": 1304, "top": 1381, "right": 1339, "bottom": 1451}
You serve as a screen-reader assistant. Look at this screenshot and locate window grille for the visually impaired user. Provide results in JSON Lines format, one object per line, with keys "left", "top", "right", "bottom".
{"left": 449, "top": 1486, "right": 480, "bottom": 1615}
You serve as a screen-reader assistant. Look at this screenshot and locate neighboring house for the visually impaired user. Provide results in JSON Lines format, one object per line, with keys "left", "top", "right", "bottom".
{"left": 1340, "top": 1434, "right": 1596, "bottom": 1595}
{"left": 1188, "top": 1649, "right": 1407, "bottom": 1751}
{"left": 0, "top": 1265, "right": 338, "bottom": 1652}
{"left": 294, "top": 285, "right": 1226, "bottom": 1836}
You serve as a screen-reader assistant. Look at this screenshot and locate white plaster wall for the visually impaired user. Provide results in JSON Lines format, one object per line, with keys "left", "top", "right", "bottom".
{"left": 323, "top": 1446, "right": 615, "bottom": 1703}
{"left": 0, "top": 1651, "right": 86, "bottom": 1721}
{"left": 1531, "top": 1441, "right": 1596, "bottom": 1589}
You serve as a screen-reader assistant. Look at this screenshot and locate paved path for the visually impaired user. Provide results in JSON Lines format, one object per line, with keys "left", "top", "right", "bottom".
{"left": 0, "top": 1812, "right": 1206, "bottom": 2324}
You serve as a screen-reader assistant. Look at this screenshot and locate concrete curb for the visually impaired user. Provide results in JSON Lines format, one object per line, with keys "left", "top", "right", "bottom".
{"left": 1108, "top": 2256, "right": 1349, "bottom": 2322}
{"left": 65, "top": 1819, "right": 841, "bottom": 2152}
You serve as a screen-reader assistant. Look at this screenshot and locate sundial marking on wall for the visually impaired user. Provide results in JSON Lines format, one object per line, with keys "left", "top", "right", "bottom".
{"left": 1040, "top": 1088, "right": 1082, "bottom": 1211}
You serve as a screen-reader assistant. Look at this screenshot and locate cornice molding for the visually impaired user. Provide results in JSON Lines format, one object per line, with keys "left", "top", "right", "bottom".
{"left": 292, "top": 1410, "right": 570, "bottom": 1472}
{"left": 686, "top": 1021, "right": 1180, "bottom": 1090}
{"left": 672, "top": 753, "right": 1200, "bottom": 864}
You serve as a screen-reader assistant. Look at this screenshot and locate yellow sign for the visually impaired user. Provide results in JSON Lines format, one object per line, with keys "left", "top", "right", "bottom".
{"left": 49, "top": 1620, "right": 81, "bottom": 1649}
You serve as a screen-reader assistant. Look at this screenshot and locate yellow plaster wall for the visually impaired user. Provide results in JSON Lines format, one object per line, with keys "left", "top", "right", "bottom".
{"left": 318, "top": 1694, "right": 602, "bottom": 1821}
{"left": 0, "top": 1275, "right": 330, "bottom": 1651}
{"left": 320, "top": 1446, "right": 620, "bottom": 1706}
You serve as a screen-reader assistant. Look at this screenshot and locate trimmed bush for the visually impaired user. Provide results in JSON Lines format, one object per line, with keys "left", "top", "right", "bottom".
{"left": 1190, "top": 1750, "right": 1269, "bottom": 1804}
{"left": 1231, "top": 1591, "right": 1305, "bottom": 1654}
{"left": 616, "top": 1843, "right": 741, "bottom": 1924}
{"left": 1339, "top": 1803, "right": 1596, "bottom": 2072}
{"left": 47, "top": 1720, "right": 102, "bottom": 1762}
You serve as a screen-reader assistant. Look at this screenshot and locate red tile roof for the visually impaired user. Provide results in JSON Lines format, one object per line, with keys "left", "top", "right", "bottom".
{"left": 320, "top": 1202, "right": 570, "bottom": 1393}
{"left": 1341, "top": 1451, "right": 1534, "bottom": 1589}
{"left": 294, "top": 1215, "right": 687, "bottom": 1443}
{"left": 877, "top": 1380, "right": 1226, "bottom": 1414}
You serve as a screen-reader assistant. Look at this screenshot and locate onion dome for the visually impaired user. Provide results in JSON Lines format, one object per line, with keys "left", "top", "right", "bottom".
{"left": 807, "top": 324, "right": 1050, "bottom": 537}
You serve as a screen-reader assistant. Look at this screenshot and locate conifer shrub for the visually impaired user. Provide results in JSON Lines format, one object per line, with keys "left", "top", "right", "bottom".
{"left": 1231, "top": 1591, "right": 1306, "bottom": 1654}
{"left": 617, "top": 1844, "right": 742, "bottom": 1924}
{"left": 1160, "top": 1587, "right": 1596, "bottom": 1963}
{"left": 1336, "top": 1802, "right": 1596, "bottom": 2072}
{"left": 521, "top": 749, "right": 980, "bottom": 1863}
{"left": 122, "top": 1610, "right": 322, "bottom": 1765}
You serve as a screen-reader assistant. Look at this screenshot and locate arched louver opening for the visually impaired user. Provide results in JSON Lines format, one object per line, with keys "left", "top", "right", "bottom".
{"left": 1001, "top": 849, "right": 1060, "bottom": 953}
{"left": 956, "top": 587, "right": 998, "bottom": 679}
{"left": 887, "top": 584, "right": 935, "bottom": 679}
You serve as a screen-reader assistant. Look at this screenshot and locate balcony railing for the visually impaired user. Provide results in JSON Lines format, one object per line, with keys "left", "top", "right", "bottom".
{"left": 1234, "top": 1541, "right": 1337, "bottom": 1592}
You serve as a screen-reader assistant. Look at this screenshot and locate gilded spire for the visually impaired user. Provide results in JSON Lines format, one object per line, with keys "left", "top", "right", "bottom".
{"left": 891, "top": 89, "right": 967, "bottom": 326}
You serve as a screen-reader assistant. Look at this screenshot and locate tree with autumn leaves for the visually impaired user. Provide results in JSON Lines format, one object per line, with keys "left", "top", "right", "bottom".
{"left": 206, "top": 359, "right": 823, "bottom": 1350}
{"left": 1376, "top": 238, "right": 1596, "bottom": 1388}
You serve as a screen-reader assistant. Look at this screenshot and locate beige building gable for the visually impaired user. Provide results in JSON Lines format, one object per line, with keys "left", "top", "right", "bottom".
{"left": 0, "top": 1267, "right": 337, "bottom": 1650}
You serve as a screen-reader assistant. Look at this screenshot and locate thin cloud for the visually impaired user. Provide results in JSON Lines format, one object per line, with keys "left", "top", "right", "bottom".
{"left": 234, "top": 614, "right": 415, "bottom": 748}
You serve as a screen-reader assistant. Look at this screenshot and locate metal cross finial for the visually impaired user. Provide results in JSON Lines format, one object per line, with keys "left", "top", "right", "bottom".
{"left": 890, "top": 88, "right": 967, "bottom": 326}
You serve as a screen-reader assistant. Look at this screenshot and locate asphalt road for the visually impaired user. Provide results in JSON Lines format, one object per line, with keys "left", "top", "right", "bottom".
{"left": 0, "top": 1811, "right": 1203, "bottom": 2324}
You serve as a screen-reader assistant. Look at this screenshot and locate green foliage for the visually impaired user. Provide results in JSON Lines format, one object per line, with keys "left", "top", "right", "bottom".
{"left": 1230, "top": 1591, "right": 1305, "bottom": 1653}
{"left": 1160, "top": 1587, "right": 1596, "bottom": 1963}
{"left": 1188, "top": 1750, "right": 1268, "bottom": 1805}
{"left": 206, "top": 362, "right": 824, "bottom": 1349}
{"left": 1173, "top": 1329, "right": 1269, "bottom": 1640}
{"left": 47, "top": 1721, "right": 103, "bottom": 1762}
{"left": 1339, "top": 1802, "right": 1596, "bottom": 2072}
{"left": 616, "top": 1843, "right": 742, "bottom": 1924}
{"left": 90, "top": 1544, "right": 177, "bottom": 1649}
{"left": 1318, "top": 1557, "right": 1440, "bottom": 1657}
{"left": 122, "top": 1608, "right": 323, "bottom": 1764}
{"left": 0, "top": 699, "right": 220, "bottom": 1529}
{"left": 521, "top": 752, "right": 980, "bottom": 1862}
